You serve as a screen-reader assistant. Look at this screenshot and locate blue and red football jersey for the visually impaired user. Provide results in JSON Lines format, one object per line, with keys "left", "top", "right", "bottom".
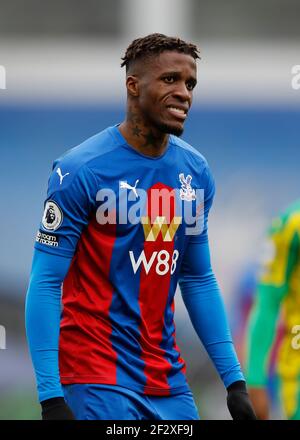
{"left": 34, "top": 125, "right": 216, "bottom": 396}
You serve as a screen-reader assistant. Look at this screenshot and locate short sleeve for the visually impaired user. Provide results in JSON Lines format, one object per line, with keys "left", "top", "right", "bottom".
{"left": 34, "top": 163, "right": 98, "bottom": 258}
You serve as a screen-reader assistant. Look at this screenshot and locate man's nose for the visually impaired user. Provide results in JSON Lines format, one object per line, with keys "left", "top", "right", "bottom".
{"left": 174, "top": 83, "right": 191, "bottom": 102}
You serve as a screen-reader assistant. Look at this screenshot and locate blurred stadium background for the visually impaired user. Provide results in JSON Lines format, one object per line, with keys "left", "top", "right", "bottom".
{"left": 0, "top": 0, "right": 299, "bottom": 420}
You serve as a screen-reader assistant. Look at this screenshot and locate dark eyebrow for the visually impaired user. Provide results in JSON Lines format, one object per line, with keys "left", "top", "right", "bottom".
{"left": 160, "top": 71, "right": 197, "bottom": 83}
{"left": 160, "top": 70, "right": 182, "bottom": 78}
{"left": 161, "top": 70, "right": 180, "bottom": 75}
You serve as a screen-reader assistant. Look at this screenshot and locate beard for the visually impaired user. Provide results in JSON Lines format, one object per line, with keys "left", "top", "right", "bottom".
{"left": 141, "top": 108, "right": 185, "bottom": 137}
{"left": 155, "top": 120, "right": 184, "bottom": 137}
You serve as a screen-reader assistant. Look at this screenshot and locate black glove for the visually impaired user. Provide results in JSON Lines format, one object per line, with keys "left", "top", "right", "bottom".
{"left": 227, "top": 381, "right": 257, "bottom": 420}
{"left": 41, "top": 397, "right": 75, "bottom": 420}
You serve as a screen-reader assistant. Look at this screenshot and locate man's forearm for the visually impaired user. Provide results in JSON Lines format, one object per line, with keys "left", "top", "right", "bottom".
{"left": 25, "top": 249, "right": 72, "bottom": 402}
{"left": 179, "top": 269, "right": 244, "bottom": 387}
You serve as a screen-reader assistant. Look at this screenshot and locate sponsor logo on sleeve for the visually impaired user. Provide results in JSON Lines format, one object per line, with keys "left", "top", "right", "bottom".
{"left": 41, "top": 200, "right": 63, "bottom": 231}
{"left": 56, "top": 167, "right": 70, "bottom": 185}
{"left": 36, "top": 230, "right": 59, "bottom": 247}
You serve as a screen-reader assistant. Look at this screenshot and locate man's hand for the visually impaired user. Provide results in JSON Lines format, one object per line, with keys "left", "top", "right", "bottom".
{"left": 248, "top": 387, "right": 269, "bottom": 420}
{"left": 227, "top": 381, "right": 257, "bottom": 420}
{"left": 41, "top": 397, "right": 75, "bottom": 420}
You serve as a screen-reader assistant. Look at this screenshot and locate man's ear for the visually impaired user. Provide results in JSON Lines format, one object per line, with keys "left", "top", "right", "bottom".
{"left": 126, "top": 75, "right": 139, "bottom": 97}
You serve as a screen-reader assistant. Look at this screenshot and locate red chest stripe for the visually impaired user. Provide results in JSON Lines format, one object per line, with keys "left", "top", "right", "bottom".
{"left": 138, "top": 183, "right": 176, "bottom": 394}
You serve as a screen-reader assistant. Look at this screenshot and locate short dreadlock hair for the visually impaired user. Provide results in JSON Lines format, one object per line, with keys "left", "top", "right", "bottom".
{"left": 121, "top": 33, "right": 200, "bottom": 72}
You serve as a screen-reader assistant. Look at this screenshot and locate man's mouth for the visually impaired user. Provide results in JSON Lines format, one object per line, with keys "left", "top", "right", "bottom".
{"left": 166, "top": 106, "right": 188, "bottom": 120}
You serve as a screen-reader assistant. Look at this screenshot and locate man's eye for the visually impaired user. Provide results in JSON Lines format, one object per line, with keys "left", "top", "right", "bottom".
{"left": 164, "top": 76, "right": 175, "bottom": 83}
{"left": 186, "top": 82, "right": 195, "bottom": 91}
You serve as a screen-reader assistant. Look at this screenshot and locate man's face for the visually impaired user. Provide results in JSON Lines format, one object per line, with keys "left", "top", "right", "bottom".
{"left": 135, "top": 51, "right": 197, "bottom": 136}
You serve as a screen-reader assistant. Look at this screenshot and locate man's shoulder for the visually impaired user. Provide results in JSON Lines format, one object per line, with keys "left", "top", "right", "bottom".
{"left": 47, "top": 126, "right": 119, "bottom": 193}
{"left": 53, "top": 126, "right": 119, "bottom": 175}
{"left": 170, "top": 135, "right": 208, "bottom": 166}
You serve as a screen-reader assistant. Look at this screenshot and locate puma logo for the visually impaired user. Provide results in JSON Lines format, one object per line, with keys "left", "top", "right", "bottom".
{"left": 56, "top": 167, "right": 70, "bottom": 185}
{"left": 120, "top": 179, "right": 140, "bottom": 198}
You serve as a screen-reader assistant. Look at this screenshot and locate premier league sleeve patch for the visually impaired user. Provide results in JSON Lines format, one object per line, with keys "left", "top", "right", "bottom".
{"left": 41, "top": 200, "right": 63, "bottom": 231}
